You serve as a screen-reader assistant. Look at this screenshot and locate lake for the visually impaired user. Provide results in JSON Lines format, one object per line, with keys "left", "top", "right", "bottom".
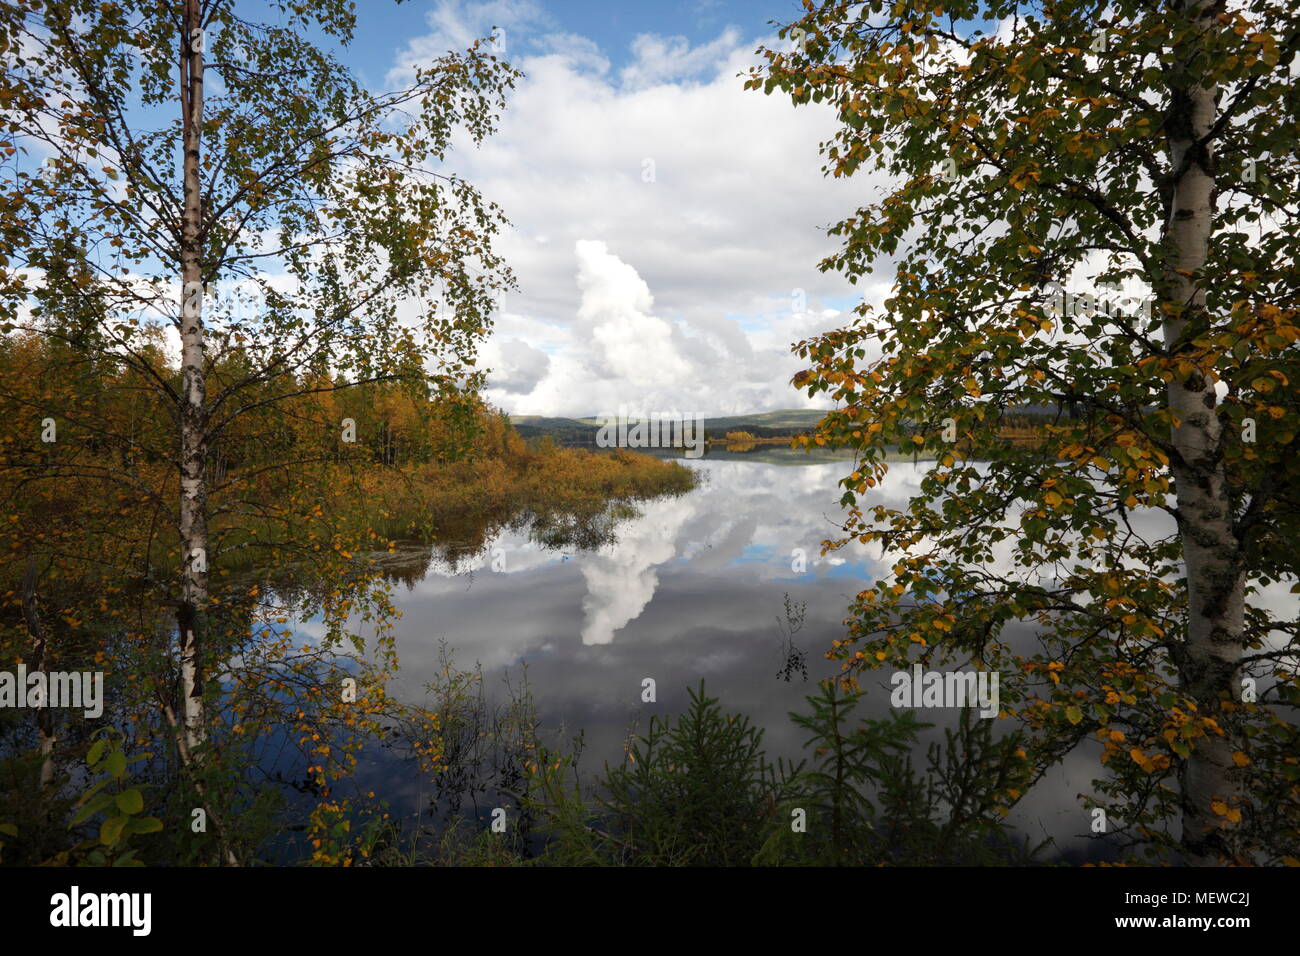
{"left": 286, "top": 450, "right": 1174, "bottom": 862}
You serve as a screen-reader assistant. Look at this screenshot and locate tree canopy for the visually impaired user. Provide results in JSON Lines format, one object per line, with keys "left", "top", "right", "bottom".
{"left": 752, "top": 0, "right": 1300, "bottom": 864}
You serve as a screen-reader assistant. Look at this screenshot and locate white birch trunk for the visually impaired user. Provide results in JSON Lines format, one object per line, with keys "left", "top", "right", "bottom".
{"left": 178, "top": 0, "right": 208, "bottom": 756}
{"left": 1162, "top": 0, "right": 1244, "bottom": 866}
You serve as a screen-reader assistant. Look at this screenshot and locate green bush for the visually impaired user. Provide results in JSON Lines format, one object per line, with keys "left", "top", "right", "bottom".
{"left": 598, "top": 682, "right": 794, "bottom": 866}
{"left": 757, "top": 679, "right": 1043, "bottom": 866}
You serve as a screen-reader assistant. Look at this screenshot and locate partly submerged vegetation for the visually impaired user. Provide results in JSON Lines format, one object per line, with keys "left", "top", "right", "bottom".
{"left": 286, "top": 641, "right": 1043, "bottom": 867}
{"left": 0, "top": 641, "right": 1043, "bottom": 867}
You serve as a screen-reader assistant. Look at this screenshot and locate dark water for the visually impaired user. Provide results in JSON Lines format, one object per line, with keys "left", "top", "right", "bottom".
{"left": 296, "top": 454, "right": 1195, "bottom": 859}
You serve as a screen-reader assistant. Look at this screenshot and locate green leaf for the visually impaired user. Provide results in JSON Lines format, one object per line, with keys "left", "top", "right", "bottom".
{"left": 103, "top": 750, "right": 127, "bottom": 778}
{"left": 126, "top": 817, "right": 163, "bottom": 835}
{"left": 115, "top": 789, "right": 144, "bottom": 815}
{"left": 99, "top": 815, "right": 127, "bottom": 847}
{"left": 86, "top": 738, "right": 107, "bottom": 766}
{"left": 1065, "top": 705, "right": 1083, "bottom": 725}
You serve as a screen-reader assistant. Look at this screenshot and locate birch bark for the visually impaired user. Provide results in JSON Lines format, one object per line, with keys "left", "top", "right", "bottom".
{"left": 178, "top": 0, "right": 208, "bottom": 756}
{"left": 1162, "top": 0, "right": 1244, "bottom": 866}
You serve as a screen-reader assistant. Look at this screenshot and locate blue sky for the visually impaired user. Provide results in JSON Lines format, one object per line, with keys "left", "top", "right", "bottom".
{"left": 340, "top": 0, "right": 807, "bottom": 84}
{"left": 209, "top": 0, "right": 886, "bottom": 417}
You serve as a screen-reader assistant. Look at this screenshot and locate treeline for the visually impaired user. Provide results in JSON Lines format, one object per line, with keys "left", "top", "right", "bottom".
{"left": 0, "top": 324, "right": 696, "bottom": 592}
{"left": 0, "top": 326, "right": 490, "bottom": 475}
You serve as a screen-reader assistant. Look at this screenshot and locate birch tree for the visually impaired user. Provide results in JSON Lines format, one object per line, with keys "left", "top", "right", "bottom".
{"left": 0, "top": 0, "right": 516, "bottom": 805}
{"left": 752, "top": 0, "right": 1299, "bottom": 864}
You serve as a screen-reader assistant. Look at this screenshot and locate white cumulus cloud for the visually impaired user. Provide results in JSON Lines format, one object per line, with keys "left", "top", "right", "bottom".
{"left": 390, "top": 1, "right": 895, "bottom": 417}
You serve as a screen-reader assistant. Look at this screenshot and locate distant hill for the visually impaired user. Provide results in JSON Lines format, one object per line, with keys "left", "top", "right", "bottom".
{"left": 506, "top": 409, "right": 828, "bottom": 446}
{"left": 508, "top": 406, "right": 1075, "bottom": 435}
{"left": 684, "top": 409, "right": 828, "bottom": 431}
{"left": 509, "top": 409, "right": 827, "bottom": 432}
{"left": 507, "top": 415, "right": 599, "bottom": 430}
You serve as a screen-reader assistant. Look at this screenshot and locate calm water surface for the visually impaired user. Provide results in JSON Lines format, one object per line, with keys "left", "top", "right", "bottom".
{"left": 291, "top": 453, "right": 1200, "bottom": 859}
